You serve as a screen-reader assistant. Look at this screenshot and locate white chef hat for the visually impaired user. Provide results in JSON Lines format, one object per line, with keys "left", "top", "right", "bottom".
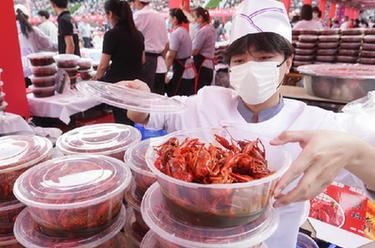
{"left": 230, "top": 0, "right": 292, "bottom": 44}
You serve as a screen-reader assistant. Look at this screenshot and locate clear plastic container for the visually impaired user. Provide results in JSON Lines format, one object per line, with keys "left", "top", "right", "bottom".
{"left": 294, "top": 55, "right": 314, "bottom": 61}
{"left": 318, "top": 35, "right": 340, "bottom": 42}
{"left": 298, "top": 35, "right": 318, "bottom": 42}
{"left": 361, "top": 50, "right": 375, "bottom": 57}
{"left": 124, "top": 207, "right": 147, "bottom": 248}
{"left": 341, "top": 35, "right": 363, "bottom": 43}
{"left": 299, "top": 30, "right": 320, "bottom": 35}
{"left": 296, "top": 42, "right": 316, "bottom": 49}
{"left": 79, "top": 69, "right": 92, "bottom": 80}
{"left": 125, "top": 139, "right": 157, "bottom": 196}
{"left": 362, "top": 43, "right": 375, "bottom": 51}
{"left": 54, "top": 54, "right": 80, "bottom": 68}
{"left": 340, "top": 43, "right": 362, "bottom": 49}
{"left": 296, "top": 232, "right": 319, "bottom": 248}
{"left": 31, "top": 64, "right": 57, "bottom": 77}
{"left": 145, "top": 127, "right": 290, "bottom": 227}
{"left": 14, "top": 205, "right": 127, "bottom": 248}
{"left": 342, "top": 28, "right": 364, "bottom": 35}
{"left": 364, "top": 35, "right": 375, "bottom": 43}
{"left": 56, "top": 124, "right": 141, "bottom": 161}
{"left": 78, "top": 58, "right": 92, "bottom": 70}
{"left": 317, "top": 42, "right": 339, "bottom": 49}
{"left": 124, "top": 183, "right": 149, "bottom": 233}
{"left": 141, "top": 184, "right": 279, "bottom": 248}
{"left": 62, "top": 67, "right": 78, "bottom": 77}
{"left": 0, "top": 233, "right": 22, "bottom": 248}
{"left": 27, "top": 52, "right": 55, "bottom": 66}
{"left": 13, "top": 154, "right": 132, "bottom": 236}
{"left": 31, "top": 86, "right": 55, "bottom": 98}
{"left": 29, "top": 75, "right": 56, "bottom": 88}
{"left": 0, "top": 200, "right": 25, "bottom": 234}
{"left": 0, "top": 135, "right": 53, "bottom": 201}
{"left": 317, "top": 49, "right": 337, "bottom": 56}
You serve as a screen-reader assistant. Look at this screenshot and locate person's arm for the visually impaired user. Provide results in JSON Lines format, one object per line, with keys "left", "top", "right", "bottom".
{"left": 64, "top": 35, "right": 75, "bottom": 54}
{"left": 166, "top": 50, "right": 176, "bottom": 71}
{"left": 192, "top": 29, "right": 204, "bottom": 56}
{"left": 94, "top": 53, "right": 111, "bottom": 80}
{"left": 270, "top": 130, "right": 375, "bottom": 207}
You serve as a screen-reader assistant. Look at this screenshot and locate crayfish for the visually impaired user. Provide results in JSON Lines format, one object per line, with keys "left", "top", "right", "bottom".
{"left": 154, "top": 134, "right": 272, "bottom": 184}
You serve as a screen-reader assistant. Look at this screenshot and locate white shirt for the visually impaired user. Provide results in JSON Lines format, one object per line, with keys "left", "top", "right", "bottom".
{"left": 293, "top": 20, "right": 324, "bottom": 30}
{"left": 146, "top": 86, "right": 367, "bottom": 248}
{"left": 78, "top": 22, "right": 92, "bottom": 38}
{"left": 340, "top": 21, "right": 351, "bottom": 30}
{"left": 38, "top": 20, "right": 58, "bottom": 46}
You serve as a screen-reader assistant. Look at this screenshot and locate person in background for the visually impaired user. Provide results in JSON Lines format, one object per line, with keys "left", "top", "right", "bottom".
{"left": 15, "top": 4, "right": 55, "bottom": 78}
{"left": 353, "top": 18, "right": 360, "bottom": 28}
{"left": 50, "top": 0, "right": 80, "bottom": 55}
{"left": 312, "top": 6, "right": 324, "bottom": 27}
{"left": 340, "top": 16, "right": 352, "bottom": 29}
{"left": 78, "top": 16, "right": 93, "bottom": 48}
{"left": 131, "top": 0, "right": 169, "bottom": 95}
{"left": 293, "top": 4, "right": 324, "bottom": 30}
{"left": 191, "top": 7, "right": 216, "bottom": 92}
{"left": 94, "top": 0, "right": 144, "bottom": 125}
{"left": 224, "top": 18, "right": 232, "bottom": 39}
{"left": 213, "top": 19, "right": 225, "bottom": 41}
{"left": 37, "top": 10, "right": 58, "bottom": 47}
{"left": 165, "top": 8, "right": 194, "bottom": 96}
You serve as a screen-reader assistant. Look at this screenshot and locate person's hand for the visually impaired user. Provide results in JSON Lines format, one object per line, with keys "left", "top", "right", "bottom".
{"left": 270, "top": 130, "right": 364, "bottom": 208}
{"left": 115, "top": 79, "right": 151, "bottom": 92}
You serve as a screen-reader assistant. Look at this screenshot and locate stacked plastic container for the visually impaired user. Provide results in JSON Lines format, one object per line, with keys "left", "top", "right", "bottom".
{"left": 54, "top": 54, "right": 80, "bottom": 89}
{"left": 338, "top": 28, "right": 364, "bottom": 64}
{"left": 0, "top": 135, "right": 53, "bottom": 247}
{"left": 138, "top": 128, "right": 291, "bottom": 248}
{"left": 27, "top": 52, "right": 57, "bottom": 98}
{"left": 359, "top": 29, "right": 375, "bottom": 65}
{"left": 316, "top": 29, "right": 340, "bottom": 64}
{"left": 56, "top": 123, "right": 141, "bottom": 161}
{"left": 0, "top": 68, "right": 7, "bottom": 113}
{"left": 293, "top": 30, "right": 319, "bottom": 70}
{"left": 78, "top": 58, "right": 93, "bottom": 81}
{"left": 13, "top": 155, "right": 132, "bottom": 247}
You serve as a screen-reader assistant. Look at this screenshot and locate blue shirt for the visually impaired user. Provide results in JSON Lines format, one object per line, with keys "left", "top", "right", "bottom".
{"left": 237, "top": 97, "right": 284, "bottom": 123}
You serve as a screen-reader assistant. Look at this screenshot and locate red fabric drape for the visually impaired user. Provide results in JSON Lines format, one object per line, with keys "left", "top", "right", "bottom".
{"left": 304, "top": 0, "right": 312, "bottom": 4}
{"left": 319, "top": 0, "right": 327, "bottom": 18}
{"left": 0, "top": 0, "right": 29, "bottom": 118}
{"left": 282, "top": 0, "right": 291, "bottom": 13}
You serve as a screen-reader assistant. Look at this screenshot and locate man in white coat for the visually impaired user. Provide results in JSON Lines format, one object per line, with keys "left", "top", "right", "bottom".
{"left": 120, "top": 0, "right": 371, "bottom": 246}
{"left": 131, "top": 0, "right": 169, "bottom": 94}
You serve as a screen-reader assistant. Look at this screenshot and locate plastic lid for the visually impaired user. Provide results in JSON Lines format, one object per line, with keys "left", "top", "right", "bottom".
{"left": 141, "top": 184, "right": 279, "bottom": 248}
{"left": 0, "top": 199, "right": 24, "bottom": 213}
{"left": 62, "top": 66, "right": 79, "bottom": 71}
{"left": 0, "top": 135, "right": 52, "bottom": 173}
{"left": 54, "top": 54, "right": 80, "bottom": 62}
{"left": 57, "top": 124, "right": 141, "bottom": 156}
{"left": 27, "top": 52, "right": 55, "bottom": 59}
{"left": 30, "top": 64, "right": 57, "bottom": 69}
{"left": 14, "top": 155, "right": 132, "bottom": 209}
{"left": 124, "top": 183, "right": 141, "bottom": 211}
{"left": 14, "top": 205, "right": 126, "bottom": 248}
{"left": 298, "top": 63, "right": 375, "bottom": 79}
{"left": 125, "top": 139, "right": 156, "bottom": 179}
{"left": 76, "top": 81, "right": 186, "bottom": 113}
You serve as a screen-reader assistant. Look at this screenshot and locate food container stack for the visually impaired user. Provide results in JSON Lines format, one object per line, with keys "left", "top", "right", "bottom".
{"left": 56, "top": 123, "right": 141, "bottom": 161}
{"left": 316, "top": 29, "right": 340, "bottom": 64}
{"left": 78, "top": 58, "right": 93, "bottom": 81}
{"left": 359, "top": 29, "right": 375, "bottom": 65}
{"left": 123, "top": 139, "right": 157, "bottom": 245}
{"left": 0, "top": 135, "right": 53, "bottom": 248}
{"left": 293, "top": 30, "right": 319, "bottom": 70}
{"left": 338, "top": 29, "right": 364, "bottom": 64}
{"left": 139, "top": 128, "right": 291, "bottom": 248}
{"left": 27, "top": 52, "right": 57, "bottom": 98}
{"left": 0, "top": 69, "right": 7, "bottom": 113}
{"left": 54, "top": 54, "right": 80, "bottom": 88}
{"left": 13, "top": 155, "right": 132, "bottom": 248}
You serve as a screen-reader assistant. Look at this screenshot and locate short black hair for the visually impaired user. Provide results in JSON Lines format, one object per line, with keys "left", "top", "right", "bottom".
{"left": 225, "top": 33, "right": 294, "bottom": 64}
{"left": 192, "top": 7, "right": 210, "bottom": 23}
{"left": 50, "top": 0, "right": 68, "bottom": 8}
{"left": 300, "top": 4, "right": 313, "bottom": 21}
{"left": 312, "top": 6, "right": 322, "bottom": 18}
{"left": 169, "top": 8, "right": 189, "bottom": 24}
{"left": 38, "top": 10, "right": 50, "bottom": 19}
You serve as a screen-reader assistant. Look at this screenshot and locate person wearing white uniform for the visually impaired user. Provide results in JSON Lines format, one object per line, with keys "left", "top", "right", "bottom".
{"left": 37, "top": 10, "right": 58, "bottom": 47}
{"left": 120, "top": 0, "right": 371, "bottom": 246}
{"left": 293, "top": 4, "right": 324, "bottom": 30}
{"left": 131, "top": 0, "right": 169, "bottom": 94}
{"left": 191, "top": 7, "right": 216, "bottom": 92}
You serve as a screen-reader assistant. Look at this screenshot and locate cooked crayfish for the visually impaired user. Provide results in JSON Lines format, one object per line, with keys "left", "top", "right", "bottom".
{"left": 154, "top": 134, "right": 272, "bottom": 184}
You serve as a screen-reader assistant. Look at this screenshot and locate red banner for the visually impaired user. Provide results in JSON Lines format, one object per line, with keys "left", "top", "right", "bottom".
{"left": 0, "top": 0, "right": 29, "bottom": 118}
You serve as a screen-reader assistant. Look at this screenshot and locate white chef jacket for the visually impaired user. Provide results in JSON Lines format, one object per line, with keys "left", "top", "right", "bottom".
{"left": 146, "top": 86, "right": 367, "bottom": 248}
{"left": 134, "top": 5, "right": 169, "bottom": 73}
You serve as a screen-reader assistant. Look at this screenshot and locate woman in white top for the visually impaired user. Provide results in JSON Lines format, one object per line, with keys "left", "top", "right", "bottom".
{"left": 293, "top": 4, "right": 324, "bottom": 30}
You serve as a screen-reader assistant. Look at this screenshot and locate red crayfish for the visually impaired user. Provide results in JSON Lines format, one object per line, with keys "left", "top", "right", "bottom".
{"left": 154, "top": 134, "right": 272, "bottom": 184}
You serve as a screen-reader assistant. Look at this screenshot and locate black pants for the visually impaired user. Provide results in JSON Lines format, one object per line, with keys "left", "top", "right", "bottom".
{"left": 194, "top": 55, "right": 213, "bottom": 92}
{"left": 111, "top": 107, "right": 134, "bottom": 126}
{"left": 154, "top": 73, "right": 166, "bottom": 95}
{"left": 166, "top": 58, "right": 194, "bottom": 97}
{"left": 140, "top": 54, "right": 158, "bottom": 92}
{"left": 83, "top": 37, "right": 92, "bottom": 48}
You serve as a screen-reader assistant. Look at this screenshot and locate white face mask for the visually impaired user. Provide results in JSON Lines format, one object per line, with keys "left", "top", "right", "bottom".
{"left": 229, "top": 61, "right": 281, "bottom": 105}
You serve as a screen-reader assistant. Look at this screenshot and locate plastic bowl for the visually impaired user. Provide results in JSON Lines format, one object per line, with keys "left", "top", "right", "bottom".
{"left": 13, "top": 155, "right": 132, "bottom": 236}
{"left": 54, "top": 54, "right": 80, "bottom": 68}
{"left": 30, "top": 75, "right": 56, "bottom": 88}
{"left": 0, "top": 200, "right": 25, "bottom": 234}
{"left": 296, "top": 232, "right": 319, "bottom": 248}
{"left": 0, "top": 135, "right": 52, "bottom": 201}
{"left": 145, "top": 127, "right": 291, "bottom": 227}
{"left": 124, "top": 207, "right": 148, "bottom": 247}
{"left": 31, "top": 86, "right": 55, "bottom": 98}
{"left": 79, "top": 69, "right": 92, "bottom": 80}
{"left": 124, "top": 183, "right": 149, "bottom": 233}
{"left": 31, "top": 64, "right": 57, "bottom": 77}
{"left": 14, "top": 205, "right": 127, "bottom": 248}
{"left": 56, "top": 124, "right": 141, "bottom": 161}
{"left": 0, "top": 233, "right": 22, "bottom": 248}
{"left": 125, "top": 139, "right": 157, "bottom": 197}
{"left": 78, "top": 58, "right": 92, "bottom": 70}
{"left": 62, "top": 67, "right": 78, "bottom": 77}
{"left": 27, "top": 52, "right": 55, "bottom": 66}
{"left": 141, "top": 184, "right": 279, "bottom": 248}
